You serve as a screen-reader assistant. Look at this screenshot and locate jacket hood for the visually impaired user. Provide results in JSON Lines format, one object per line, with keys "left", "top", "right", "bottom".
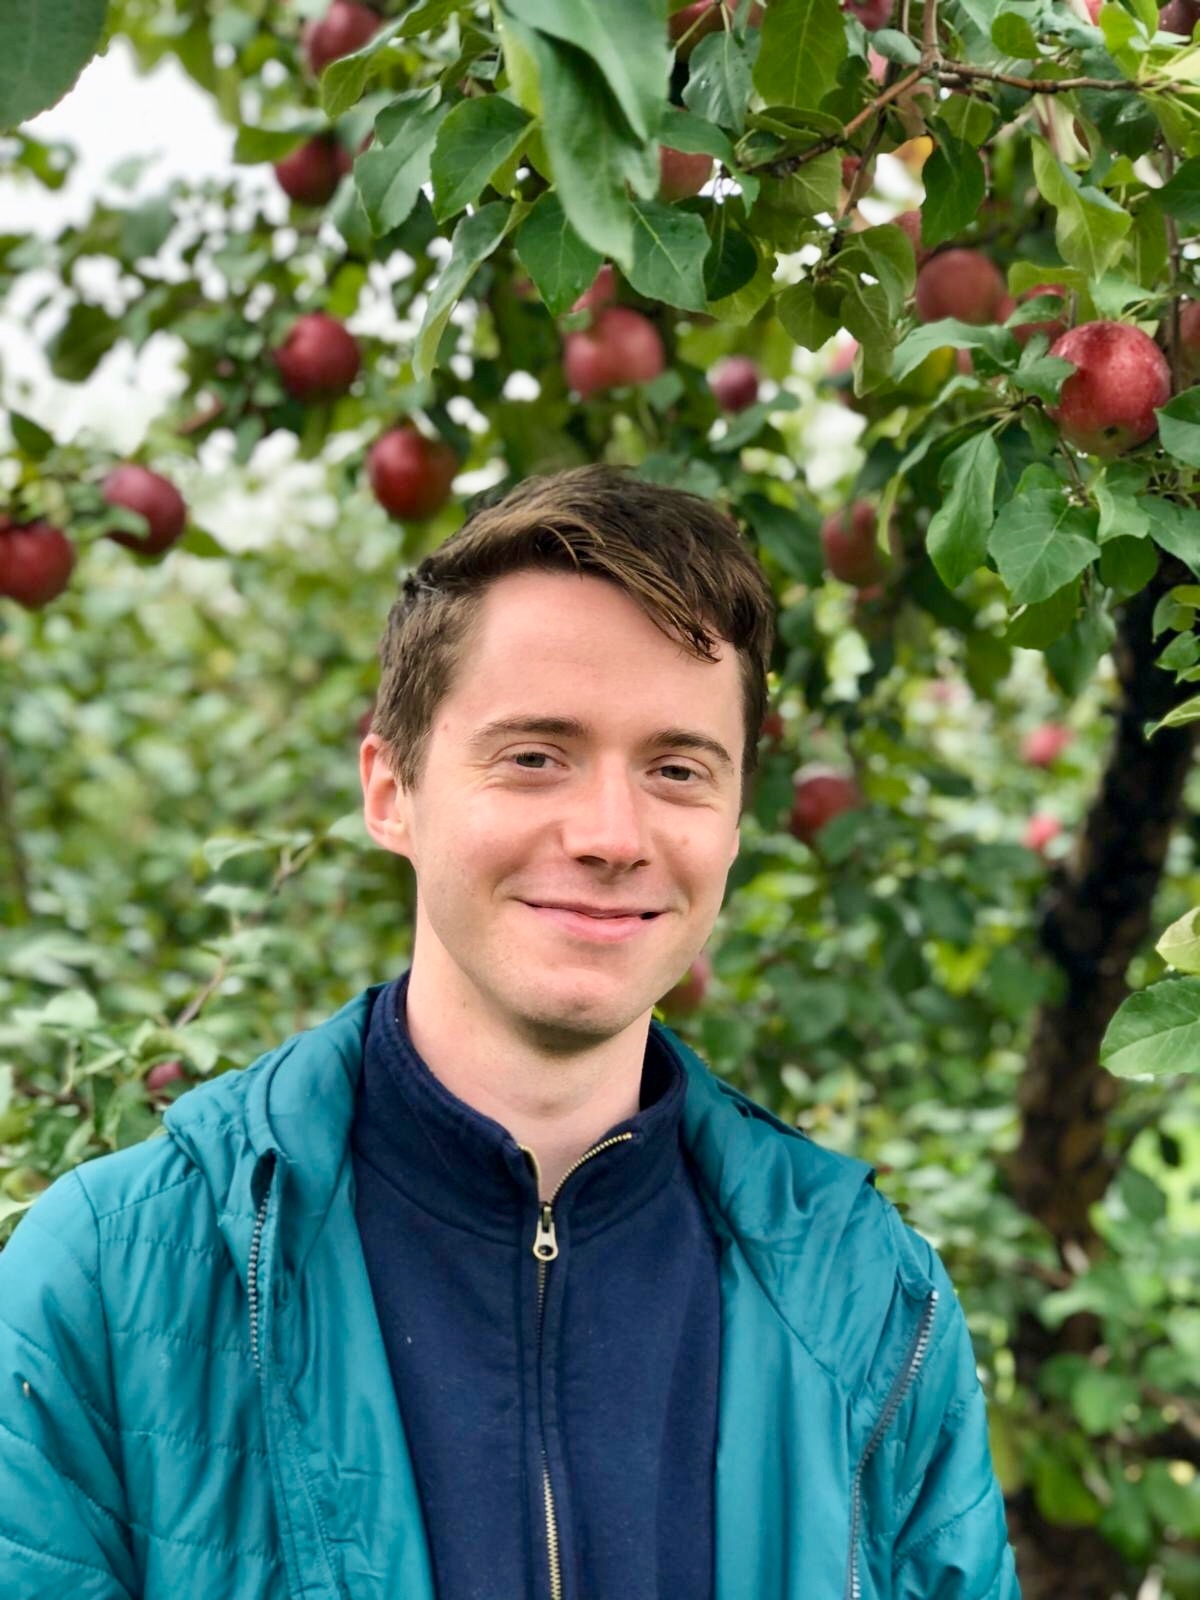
{"left": 164, "top": 983, "right": 934, "bottom": 1389}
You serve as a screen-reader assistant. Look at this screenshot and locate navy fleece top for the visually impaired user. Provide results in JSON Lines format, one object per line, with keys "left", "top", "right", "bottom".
{"left": 351, "top": 974, "right": 720, "bottom": 1600}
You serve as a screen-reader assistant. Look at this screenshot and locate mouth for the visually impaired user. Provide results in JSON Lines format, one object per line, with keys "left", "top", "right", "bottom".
{"left": 521, "top": 902, "right": 662, "bottom": 944}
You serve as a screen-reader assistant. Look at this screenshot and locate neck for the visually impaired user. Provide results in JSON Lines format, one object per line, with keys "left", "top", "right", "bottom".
{"left": 402, "top": 960, "right": 650, "bottom": 1199}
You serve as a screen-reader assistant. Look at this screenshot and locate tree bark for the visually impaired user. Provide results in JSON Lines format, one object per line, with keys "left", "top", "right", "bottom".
{"left": 1009, "top": 558, "right": 1199, "bottom": 1254}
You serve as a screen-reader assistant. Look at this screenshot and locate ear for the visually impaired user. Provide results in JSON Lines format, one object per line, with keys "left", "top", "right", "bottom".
{"left": 360, "top": 733, "right": 414, "bottom": 861}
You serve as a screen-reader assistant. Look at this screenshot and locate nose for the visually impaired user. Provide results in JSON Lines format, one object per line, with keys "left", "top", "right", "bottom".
{"left": 561, "top": 760, "right": 651, "bottom": 870}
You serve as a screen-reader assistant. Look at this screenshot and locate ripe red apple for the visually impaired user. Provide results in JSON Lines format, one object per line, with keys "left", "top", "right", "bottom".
{"left": 1023, "top": 813, "right": 1061, "bottom": 856}
{"left": 844, "top": 0, "right": 895, "bottom": 26}
{"left": 303, "top": 0, "right": 380, "bottom": 76}
{"left": 789, "top": 764, "right": 863, "bottom": 846}
{"left": 562, "top": 306, "right": 665, "bottom": 396}
{"left": 659, "top": 146, "right": 713, "bottom": 203}
{"left": 1159, "top": 0, "right": 1200, "bottom": 31}
{"left": 146, "top": 1059, "right": 189, "bottom": 1096}
{"left": 1021, "top": 723, "right": 1073, "bottom": 767}
{"left": 274, "top": 312, "right": 361, "bottom": 402}
{"left": 102, "top": 465, "right": 187, "bottom": 556}
{"left": 660, "top": 950, "right": 712, "bottom": 1015}
{"left": 915, "top": 249, "right": 1008, "bottom": 325}
{"left": 0, "top": 520, "right": 76, "bottom": 609}
{"left": 1012, "top": 283, "right": 1069, "bottom": 348}
{"left": 709, "top": 355, "right": 760, "bottom": 412}
{"left": 893, "top": 210, "right": 923, "bottom": 258}
{"left": 760, "top": 710, "right": 785, "bottom": 744}
{"left": 820, "top": 501, "right": 884, "bottom": 586}
{"left": 1178, "top": 300, "right": 1200, "bottom": 377}
{"left": 669, "top": 1, "right": 763, "bottom": 57}
{"left": 367, "top": 427, "right": 458, "bottom": 520}
{"left": 273, "top": 136, "right": 352, "bottom": 206}
{"left": 1047, "top": 321, "right": 1171, "bottom": 456}
{"left": 572, "top": 264, "right": 617, "bottom": 317}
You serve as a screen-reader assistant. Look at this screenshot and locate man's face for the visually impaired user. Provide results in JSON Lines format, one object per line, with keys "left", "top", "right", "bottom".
{"left": 361, "top": 569, "right": 744, "bottom": 1052}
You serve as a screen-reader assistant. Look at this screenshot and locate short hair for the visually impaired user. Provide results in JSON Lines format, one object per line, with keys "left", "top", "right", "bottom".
{"left": 372, "top": 464, "right": 776, "bottom": 803}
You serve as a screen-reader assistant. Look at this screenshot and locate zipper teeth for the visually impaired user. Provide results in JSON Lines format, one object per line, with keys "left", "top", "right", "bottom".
{"left": 247, "top": 1164, "right": 273, "bottom": 1369}
{"left": 550, "top": 1131, "right": 635, "bottom": 1203}
{"left": 531, "top": 1131, "right": 633, "bottom": 1600}
{"left": 846, "top": 1289, "right": 938, "bottom": 1600}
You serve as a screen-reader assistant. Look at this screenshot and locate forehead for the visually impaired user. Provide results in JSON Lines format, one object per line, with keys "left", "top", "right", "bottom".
{"left": 445, "top": 569, "right": 741, "bottom": 725}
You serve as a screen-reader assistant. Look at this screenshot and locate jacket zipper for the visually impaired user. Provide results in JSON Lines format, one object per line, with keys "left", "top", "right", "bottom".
{"left": 845, "top": 1288, "right": 938, "bottom": 1600}
{"left": 247, "top": 1154, "right": 276, "bottom": 1374}
{"left": 523, "top": 1134, "right": 636, "bottom": 1600}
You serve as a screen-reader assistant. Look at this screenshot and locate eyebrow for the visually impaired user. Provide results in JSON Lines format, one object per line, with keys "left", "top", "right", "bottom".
{"left": 466, "top": 716, "right": 736, "bottom": 772}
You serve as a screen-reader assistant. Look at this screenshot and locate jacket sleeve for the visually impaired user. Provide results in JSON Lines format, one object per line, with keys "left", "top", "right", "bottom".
{"left": 0, "top": 1171, "right": 138, "bottom": 1599}
{"left": 888, "top": 1248, "right": 1021, "bottom": 1600}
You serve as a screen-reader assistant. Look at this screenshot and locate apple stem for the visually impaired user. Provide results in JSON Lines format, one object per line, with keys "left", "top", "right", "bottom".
{"left": 0, "top": 740, "right": 31, "bottom": 924}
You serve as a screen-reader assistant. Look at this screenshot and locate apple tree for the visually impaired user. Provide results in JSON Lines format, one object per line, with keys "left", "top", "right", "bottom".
{"left": 4, "top": 0, "right": 1200, "bottom": 1591}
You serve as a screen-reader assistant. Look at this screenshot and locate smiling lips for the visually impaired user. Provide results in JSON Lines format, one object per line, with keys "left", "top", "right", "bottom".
{"left": 523, "top": 901, "right": 661, "bottom": 944}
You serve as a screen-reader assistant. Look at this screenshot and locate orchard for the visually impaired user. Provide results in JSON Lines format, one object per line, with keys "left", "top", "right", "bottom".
{"left": 4, "top": 0, "right": 1200, "bottom": 1592}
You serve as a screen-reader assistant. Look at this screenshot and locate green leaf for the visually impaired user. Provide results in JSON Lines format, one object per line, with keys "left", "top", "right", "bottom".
{"left": 988, "top": 465, "right": 1101, "bottom": 605}
{"left": 1095, "top": 460, "right": 1152, "bottom": 541}
{"left": 1145, "top": 497, "right": 1200, "bottom": 577}
{"left": 415, "top": 203, "right": 513, "bottom": 379}
{"left": 234, "top": 117, "right": 330, "bottom": 165}
{"left": 514, "top": 192, "right": 603, "bottom": 315}
{"left": 1099, "top": 535, "right": 1158, "bottom": 596}
{"left": 1154, "top": 157, "right": 1200, "bottom": 226}
{"left": 1156, "top": 387, "right": 1200, "bottom": 466}
{"left": 1158, "top": 909, "right": 1200, "bottom": 972}
{"left": 837, "top": 223, "right": 917, "bottom": 319}
{"left": 684, "top": 27, "right": 758, "bottom": 133}
{"left": 659, "top": 106, "right": 736, "bottom": 165}
{"left": 1005, "top": 579, "right": 1081, "bottom": 648}
{"left": 1071, "top": 1369, "right": 1140, "bottom": 1435}
{"left": 46, "top": 302, "right": 122, "bottom": 382}
{"left": 892, "top": 320, "right": 1017, "bottom": 380}
{"left": 430, "top": 95, "right": 532, "bottom": 220}
{"left": 1031, "top": 140, "right": 1132, "bottom": 278}
{"left": 1147, "top": 692, "right": 1200, "bottom": 736}
{"left": 707, "top": 245, "right": 776, "bottom": 323}
{"left": 0, "top": 0, "right": 107, "bottom": 128}
{"left": 935, "top": 94, "right": 996, "bottom": 148}
{"left": 777, "top": 278, "right": 842, "bottom": 350}
{"left": 10, "top": 412, "right": 55, "bottom": 458}
{"left": 702, "top": 218, "right": 759, "bottom": 301}
{"left": 927, "top": 431, "right": 1001, "bottom": 589}
{"left": 754, "top": 0, "right": 847, "bottom": 112}
{"left": 626, "top": 199, "right": 710, "bottom": 310}
{"left": 321, "top": 18, "right": 405, "bottom": 121}
{"left": 1044, "top": 591, "right": 1117, "bottom": 696}
{"left": 1009, "top": 350, "right": 1075, "bottom": 405}
{"left": 842, "top": 278, "right": 896, "bottom": 394}
{"left": 1100, "top": 976, "right": 1200, "bottom": 1077}
{"left": 522, "top": 21, "right": 642, "bottom": 267}
{"left": 921, "top": 134, "right": 986, "bottom": 251}
{"left": 356, "top": 89, "right": 450, "bottom": 234}
{"left": 502, "top": 0, "right": 670, "bottom": 143}
{"left": 991, "top": 11, "right": 1040, "bottom": 55}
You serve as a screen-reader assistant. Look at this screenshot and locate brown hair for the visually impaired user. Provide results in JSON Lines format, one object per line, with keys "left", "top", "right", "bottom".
{"left": 372, "top": 464, "right": 776, "bottom": 804}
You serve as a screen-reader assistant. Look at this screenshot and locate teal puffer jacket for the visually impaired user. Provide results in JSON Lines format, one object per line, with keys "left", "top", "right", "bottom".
{"left": 0, "top": 986, "right": 1019, "bottom": 1599}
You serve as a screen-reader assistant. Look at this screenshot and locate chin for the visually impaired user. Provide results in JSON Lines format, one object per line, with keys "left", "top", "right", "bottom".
{"left": 508, "top": 982, "right": 652, "bottom": 1051}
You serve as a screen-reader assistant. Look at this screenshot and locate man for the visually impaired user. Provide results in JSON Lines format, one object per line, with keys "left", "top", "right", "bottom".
{"left": 0, "top": 466, "right": 1019, "bottom": 1599}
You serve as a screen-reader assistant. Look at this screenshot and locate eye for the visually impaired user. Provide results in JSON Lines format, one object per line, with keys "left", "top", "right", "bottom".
{"left": 508, "top": 750, "right": 556, "bottom": 770}
{"left": 657, "top": 763, "right": 704, "bottom": 784}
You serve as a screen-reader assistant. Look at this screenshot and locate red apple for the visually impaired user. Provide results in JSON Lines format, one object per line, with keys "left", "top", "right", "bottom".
{"left": 146, "top": 1059, "right": 189, "bottom": 1096}
{"left": 274, "top": 312, "right": 361, "bottom": 401}
{"left": 1012, "top": 283, "right": 1069, "bottom": 348}
{"left": 844, "top": 0, "right": 894, "bottom": 26}
{"left": 893, "top": 210, "right": 923, "bottom": 258}
{"left": 273, "top": 136, "right": 352, "bottom": 206}
{"left": 1047, "top": 321, "right": 1171, "bottom": 456}
{"left": 659, "top": 146, "right": 713, "bottom": 203}
{"left": 1023, "top": 813, "right": 1062, "bottom": 856}
{"left": 0, "top": 520, "right": 76, "bottom": 609}
{"left": 572, "top": 264, "right": 617, "bottom": 317}
{"left": 367, "top": 427, "right": 458, "bottom": 520}
{"left": 102, "top": 465, "right": 187, "bottom": 556}
{"left": 1159, "top": 0, "right": 1200, "bottom": 30}
{"left": 867, "top": 46, "right": 888, "bottom": 83}
{"left": 789, "top": 764, "right": 863, "bottom": 846}
{"left": 1021, "top": 723, "right": 1073, "bottom": 767}
{"left": 303, "top": 0, "right": 380, "bottom": 76}
{"left": 820, "top": 501, "right": 884, "bottom": 586}
{"left": 760, "top": 710, "right": 785, "bottom": 744}
{"left": 915, "top": 249, "right": 1008, "bottom": 325}
{"left": 562, "top": 306, "right": 665, "bottom": 396}
{"left": 709, "top": 355, "right": 760, "bottom": 411}
{"left": 660, "top": 950, "right": 712, "bottom": 1014}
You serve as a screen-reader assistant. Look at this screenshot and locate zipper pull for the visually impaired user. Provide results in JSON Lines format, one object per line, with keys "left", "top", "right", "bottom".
{"left": 532, "top": 1203, "right": 559, "bottom": 1262}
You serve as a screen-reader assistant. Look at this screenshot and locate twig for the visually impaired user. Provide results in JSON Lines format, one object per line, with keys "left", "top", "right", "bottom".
{"left": 935, "top": 62, "right": 1138, "bottom": 93}
{"left": 1164, "top": 145, "right": 1183, "bottom": 394}
{"left": 176, "top": 398, "right": 226, "bottom": 437}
